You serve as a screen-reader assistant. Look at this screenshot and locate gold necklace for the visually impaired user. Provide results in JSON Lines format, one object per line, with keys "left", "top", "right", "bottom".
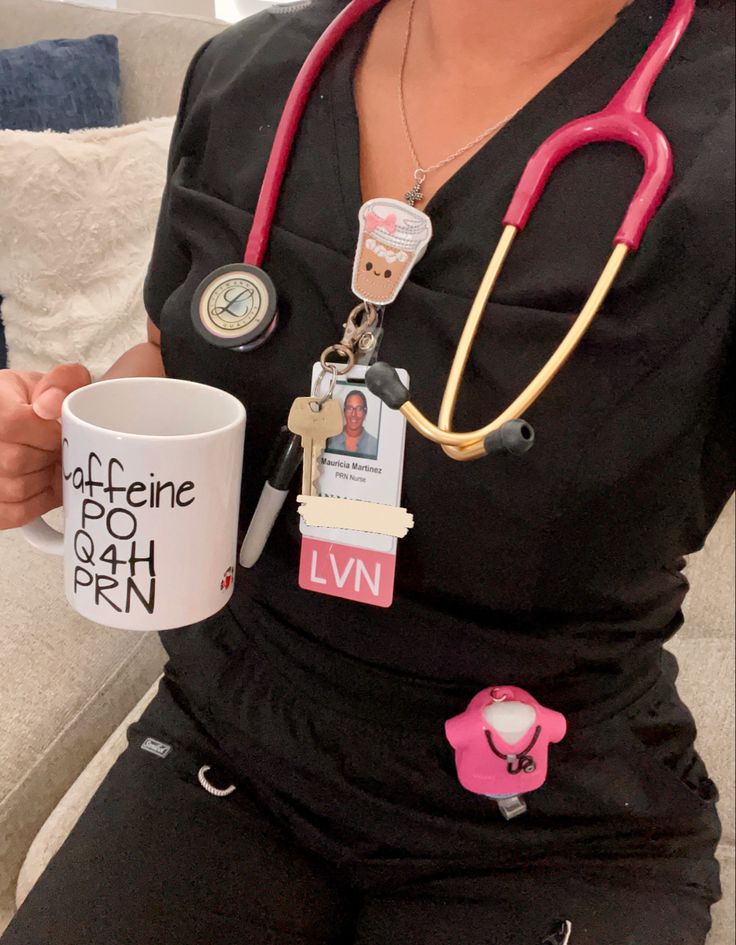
{"left": 398, "top": 0, "right": 521, "bottom": 207}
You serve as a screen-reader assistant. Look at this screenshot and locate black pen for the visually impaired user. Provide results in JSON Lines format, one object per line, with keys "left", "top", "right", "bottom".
{"left": 239, "top": 427, "right": 303, "bottom": 568}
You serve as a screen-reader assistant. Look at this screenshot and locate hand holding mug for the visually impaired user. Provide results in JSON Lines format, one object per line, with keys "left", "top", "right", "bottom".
{"left": 0, "top": 363, "right": 92, "bottom": 530}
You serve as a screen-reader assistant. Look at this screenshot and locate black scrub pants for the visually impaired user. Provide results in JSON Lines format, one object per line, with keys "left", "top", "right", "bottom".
{"left": 2, "top": 607, "right": 722, "bottom": 945}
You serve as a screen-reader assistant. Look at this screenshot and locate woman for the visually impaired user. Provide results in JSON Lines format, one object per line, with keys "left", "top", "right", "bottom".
{"left": 327, "top": 391, "right": 379, "bottom": 458}
{"left": 0, "top": 0, "right": 733, "bottom": 942}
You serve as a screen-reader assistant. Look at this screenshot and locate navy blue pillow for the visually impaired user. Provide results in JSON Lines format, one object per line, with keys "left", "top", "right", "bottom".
{"left": 0, "top": 34, "right": 121, "bottom": 133}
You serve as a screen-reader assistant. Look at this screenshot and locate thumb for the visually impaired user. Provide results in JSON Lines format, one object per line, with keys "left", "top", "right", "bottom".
{"left": 31, "top": 363, "right": 93, "bottom": 420}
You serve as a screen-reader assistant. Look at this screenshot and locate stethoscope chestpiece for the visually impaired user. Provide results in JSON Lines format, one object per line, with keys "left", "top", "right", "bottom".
{"left": 191, "top": 263, "right": 279, "bottom": 352}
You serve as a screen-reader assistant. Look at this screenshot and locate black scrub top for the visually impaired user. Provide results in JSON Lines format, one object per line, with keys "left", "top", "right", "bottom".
{"left": 144, "top": 0, "right": 734, "bottom": 723}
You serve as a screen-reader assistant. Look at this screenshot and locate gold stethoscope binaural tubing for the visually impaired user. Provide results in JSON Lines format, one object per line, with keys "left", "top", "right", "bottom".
{"left": 397, "top": 225, "right": 630, "bottom": 461}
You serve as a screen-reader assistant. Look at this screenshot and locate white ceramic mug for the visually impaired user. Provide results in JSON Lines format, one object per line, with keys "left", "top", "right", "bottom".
{"left": 22, "top": 377, "right": 246, "bottom": 632}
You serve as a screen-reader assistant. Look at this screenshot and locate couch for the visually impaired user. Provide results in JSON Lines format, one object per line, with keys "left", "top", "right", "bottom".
{"left": 0, "top": 0, "right": 733, "bottom": 940}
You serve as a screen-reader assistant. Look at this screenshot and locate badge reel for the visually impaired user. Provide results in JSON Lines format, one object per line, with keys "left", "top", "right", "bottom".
{"left": 291, "top": 198, "right": 432, "bottom": 608}
{"left": 351, "top": 197, "right": 432, "bottom": 308}
{"left": 191, "top": 263, "right": 279, "bottom": 351}
{"left": 445, "top": 686, "right": 567, "bottom": 820}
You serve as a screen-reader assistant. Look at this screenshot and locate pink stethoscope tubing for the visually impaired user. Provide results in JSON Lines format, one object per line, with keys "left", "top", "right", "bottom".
{"left": 243, "top": 0, "right": 695, "bottom": 267}
{"left": 503, "top": 0, "right": 695, "bottom": 249}
{"left": 244, "top": 0, "right": 385, "bottom": 267}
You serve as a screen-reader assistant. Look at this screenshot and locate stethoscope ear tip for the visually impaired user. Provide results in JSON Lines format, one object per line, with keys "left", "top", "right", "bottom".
{"left": 483, "top": 420, "right": 535, "bottom": 457}
{"left": 365, "top": 362, "right": 411, "bottom": 409}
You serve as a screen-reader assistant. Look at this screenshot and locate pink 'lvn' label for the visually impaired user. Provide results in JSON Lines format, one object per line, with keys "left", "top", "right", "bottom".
{"left": 299, "top": 537, "right": 396, "bottom": 608}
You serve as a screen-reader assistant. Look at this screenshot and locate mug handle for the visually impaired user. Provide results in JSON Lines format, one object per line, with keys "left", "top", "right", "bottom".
{"left": 21, "top": 411, "right": 65, "bottom": 555}
{"left": 22, "top": 518, "right": 64, "bottom": 556}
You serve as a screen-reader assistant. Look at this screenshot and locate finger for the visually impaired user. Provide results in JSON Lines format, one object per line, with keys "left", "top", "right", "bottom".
{"left": 0, "top": 371, "right": 45, "bottom": 403}
{"left": 0, "top": 402, "right": 62, "bottom": 452}
{"left": 0, "top": 486, "right": 59, "bottom": 531}
{"left": 0, "top": 467, "right": 56, "bottom": 504}
{"left": 31, "top": 388, "right": 67, "bottom": 422}
{"left": 0, "top": 441, "right": 57, "bottom": 476}
{"left": 31, "top": 363, "right": 92, "bottom": 420}
{"left": 48, "top": 463, "right": 63, "bottom": 507}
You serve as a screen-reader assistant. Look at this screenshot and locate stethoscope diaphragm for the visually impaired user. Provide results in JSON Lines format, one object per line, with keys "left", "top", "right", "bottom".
{"left": 191, "top": 263, "right": 278, "bottom": 352}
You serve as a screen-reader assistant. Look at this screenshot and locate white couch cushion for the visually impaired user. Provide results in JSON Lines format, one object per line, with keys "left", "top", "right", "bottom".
{"left": 0, "top": 117, "right": 175, "bottom": 380}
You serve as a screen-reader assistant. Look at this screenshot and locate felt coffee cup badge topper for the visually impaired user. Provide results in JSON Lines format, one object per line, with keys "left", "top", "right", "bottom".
{"left": 352, "top": 198, "right": 432, "bottom": 306}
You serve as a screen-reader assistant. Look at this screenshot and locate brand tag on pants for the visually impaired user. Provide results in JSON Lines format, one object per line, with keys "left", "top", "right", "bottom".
{"left": 141, "top": 737, "right": 172, "bottom": 759}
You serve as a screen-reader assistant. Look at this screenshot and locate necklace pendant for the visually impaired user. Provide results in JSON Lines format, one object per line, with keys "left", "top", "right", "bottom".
{"left": 404, "top": 180, "right": 424, "bottom": 207}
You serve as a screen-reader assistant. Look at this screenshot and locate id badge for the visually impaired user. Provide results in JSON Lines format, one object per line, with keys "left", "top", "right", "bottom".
{"left": 298, "top": 363, "right": 409, "bottom": 608}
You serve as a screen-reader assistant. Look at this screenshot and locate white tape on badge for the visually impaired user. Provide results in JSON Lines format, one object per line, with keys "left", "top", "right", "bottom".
{"left": 297, "top": 495, "right": 414, "bottom": 538}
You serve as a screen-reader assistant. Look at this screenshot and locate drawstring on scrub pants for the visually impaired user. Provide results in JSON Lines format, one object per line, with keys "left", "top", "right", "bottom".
{"left": 541, "top": 920, "right": 573, "bottom": 945}
{"left": 197, "top": 765, "right": 237, "bottom": 798}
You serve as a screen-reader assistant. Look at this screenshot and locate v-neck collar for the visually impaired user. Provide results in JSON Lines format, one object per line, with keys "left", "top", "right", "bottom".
{"left": 327, "top": 0, "right": 670, "bottom": 255}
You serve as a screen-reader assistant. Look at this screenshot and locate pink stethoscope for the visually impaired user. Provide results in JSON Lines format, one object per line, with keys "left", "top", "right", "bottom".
{"left": 193, "top": 0, "right": 696, "bottom": 465}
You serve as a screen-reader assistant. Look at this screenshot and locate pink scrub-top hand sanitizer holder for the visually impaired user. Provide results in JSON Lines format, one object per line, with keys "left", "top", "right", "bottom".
{"left": 445, "top": 686, "right": 567, "bottom": 820}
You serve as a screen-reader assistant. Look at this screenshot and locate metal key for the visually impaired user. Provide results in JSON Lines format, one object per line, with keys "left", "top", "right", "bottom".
{"left": 287, "top": 397, "right": 343, "bottom": 496}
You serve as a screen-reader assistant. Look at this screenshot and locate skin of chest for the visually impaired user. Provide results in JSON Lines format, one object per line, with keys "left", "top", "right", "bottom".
{"left": 352, "top": 0, "right": 620, "bottom": 208}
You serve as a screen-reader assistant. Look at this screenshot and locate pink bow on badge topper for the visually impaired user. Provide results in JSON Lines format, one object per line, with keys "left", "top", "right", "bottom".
{"left": 364, "top": 210, "right": 397, "bottom": 235}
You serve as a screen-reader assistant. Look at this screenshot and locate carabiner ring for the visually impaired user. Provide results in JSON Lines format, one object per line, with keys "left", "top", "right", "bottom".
{"left": 313, "top": 364, "right": 338, "bottom": 404}
{"left": 320, "top": 344, "right": 355, "bottom": 375}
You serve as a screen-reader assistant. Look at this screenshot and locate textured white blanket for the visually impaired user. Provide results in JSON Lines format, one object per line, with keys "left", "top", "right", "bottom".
{"left": 0, "top": 116, "right": 175, "bottom": 379}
